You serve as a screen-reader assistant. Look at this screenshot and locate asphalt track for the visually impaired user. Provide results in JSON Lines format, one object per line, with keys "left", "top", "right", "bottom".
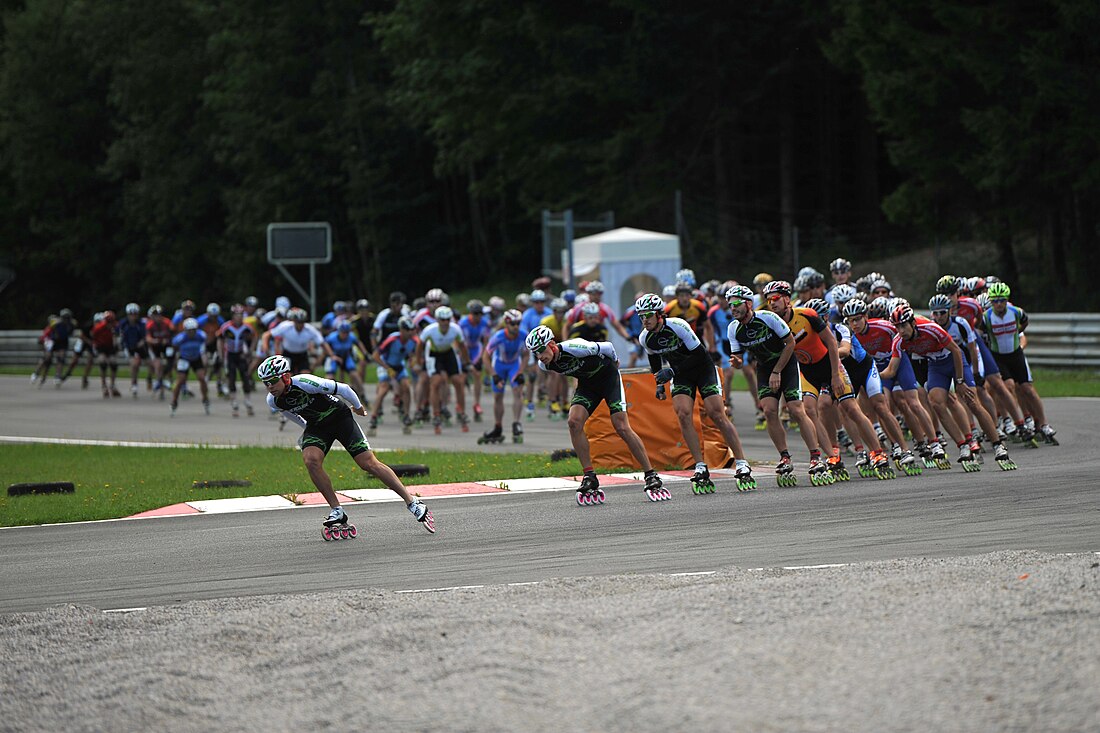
{"left": 0, "top": 376, "right": 1097, "bottom": 614}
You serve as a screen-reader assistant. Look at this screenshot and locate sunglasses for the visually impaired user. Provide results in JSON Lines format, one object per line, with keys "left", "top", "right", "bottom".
{"left": 262, "top": 376, "right": 282, "bottom": 386}
{"left": 990, "top": 298, "right": 1007, "bottom": 303}
{"left": 766, "top": 294, "right": 786, "bottom": 302}
{"left": 931, "top": 309, "right": 949, "bottom": 316}
{"left": 727, "top": 298, "right": 747, "bottom": 307}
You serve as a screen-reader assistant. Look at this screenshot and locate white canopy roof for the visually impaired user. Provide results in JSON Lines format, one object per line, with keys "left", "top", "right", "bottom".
{"left": 571, "top": 227, "right": 680, "bottom": 271}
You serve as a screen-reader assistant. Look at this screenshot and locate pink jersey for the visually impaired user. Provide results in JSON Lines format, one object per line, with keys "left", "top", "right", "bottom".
{"left": 954, "top": 296, "right": 982, "bottom": 328}
{"left": 566, "top": 301, "right": 618, "bottom": 327}
{"left": 854, "top": 318, "right": 898, "bottom": 362}
{"left": 891, "top": 318, "right": 953, "bottom": 363}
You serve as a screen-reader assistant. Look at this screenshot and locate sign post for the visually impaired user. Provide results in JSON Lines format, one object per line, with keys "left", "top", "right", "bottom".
{"left": 266, "top": 222, "right": 332, "bottom": 320}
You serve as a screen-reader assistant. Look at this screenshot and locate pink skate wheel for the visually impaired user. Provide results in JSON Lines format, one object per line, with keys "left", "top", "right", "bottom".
{"left": 339, "top": 527, "right": 349, "bottom": 539}
{"left": 322, "top": 527, "right": 333, "bottom": 541}
{"left": 347, "top": 525, "right": 358, "bottom": 538}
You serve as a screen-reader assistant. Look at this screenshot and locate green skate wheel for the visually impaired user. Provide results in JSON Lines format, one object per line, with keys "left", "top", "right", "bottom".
{"left": 962, "top": 461, "right": 981, "bottom": 473}
{"left": 935, "top": 459, "right": 952, "bottom": 470}
{"left": 997, "top": 459, "right": 1017, "bottom": 471}
{"left": 903, "top": 464, "right": 922, "bottom": 476}
{"left": 737, "top": 478, "right": 757, "bottom": 491}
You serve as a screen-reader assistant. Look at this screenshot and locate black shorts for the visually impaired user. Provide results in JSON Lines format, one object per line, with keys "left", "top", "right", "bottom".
{"left": 755, "top": 358, "right": 802, "bottom": 403}
{"left": 911, "top": 357, "right": 929, "bottom": 387}
{"left": 669, "top": 359, "right": 722, "bottom": 401}
{"left": 428, "top": 350, "right": 460, "bottom": 377}
{"left": 992, "top": 348, "right": 1033, "bottom": 384}
{"left": 300, "top": 410, "right": 371, "bottom": 457}
{"left": 149, "top": 343, "right": 167, "bottom": 359}
{"left": 801, "top": 358, "right": 855, "bottom": 402}
{"left": 571, "top": 369, "right": 626, "bottom": 415}
{"left": 127, "top": 345, "right": 149, "bottom": 360}
{"left": 286, "top": 350, "right": 311, "bottom": 374}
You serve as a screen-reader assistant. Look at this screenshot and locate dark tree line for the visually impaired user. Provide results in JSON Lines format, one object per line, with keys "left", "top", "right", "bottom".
{"left": 1, "top": 0, "right": 1096, "bottom": 325}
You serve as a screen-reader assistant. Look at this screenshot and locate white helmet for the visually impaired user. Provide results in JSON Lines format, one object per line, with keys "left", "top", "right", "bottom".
{"left": 426, "top": 288, "right": 445, "bottom": 302}
{"left": 275, "top": 295, "right": 291, "bottom": 310}
{"left": 488, "top": 296, "right": 506, "bottom": 310}
{"left": 661, "top": 285, "right": 677, "bottom": 299}
{"left": 206, "top": 303, "right": 220, "bottom": 316}
{"left": 585, "top": 280, "right": 604, "bottom": 294}
{"left": 503, "top": 309, "right": 523, "bottom": 326}
{"left": 549, "top": 298, "right": 567, "bottom": 312}
{"left": 525, "top": 325, "right": 555, "bottom": 353}
{"left": 125, "top": 302, "right": 141, "bottom": 315}
{"left": 675, "top": 268, "right": 696, "bottom": 286}
{"left": 725, "top": 285, "right": 754, "bottom": 302}
{"left": 831, "top": 284, "right": 857, "bottom": 304}
{"left": 581, "top": 302, "right": 600, "bottom": 317}
{"left": 256, "top": 355, "right": 290, "bottom": 382}
{"left": 634, "top": 293, "right": 666, "bottom": 315}
{"left": 529, "top": 289, "right": 547, "bottom": 302}
{"left": 574, "top": 293, "right": 590, "bottom": 306}
{"left": 182, "top": 317, "right": 199, "bottom": 330}
{"left": 434, "top": 305, "right": 454, "bottom": 320}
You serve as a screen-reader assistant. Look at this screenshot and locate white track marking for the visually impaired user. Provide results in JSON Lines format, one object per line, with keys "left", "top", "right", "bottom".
{"left": 0, "top": 435, "right": 239, "bottom": 448}
{"left": 103, "top": 607, "right": 147, "bottom": 614}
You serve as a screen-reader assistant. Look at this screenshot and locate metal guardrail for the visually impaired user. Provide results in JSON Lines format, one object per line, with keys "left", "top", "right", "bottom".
{"left": 4, "top": 313, "right": 1100, "bottom": 367}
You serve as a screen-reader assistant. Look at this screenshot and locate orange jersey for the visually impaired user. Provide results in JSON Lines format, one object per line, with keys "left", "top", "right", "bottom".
{"left": 663, "top": 298, "right": 709, "bottom": 337}
{"left": 785, "top": 307, "right": 829, "bottom": 365}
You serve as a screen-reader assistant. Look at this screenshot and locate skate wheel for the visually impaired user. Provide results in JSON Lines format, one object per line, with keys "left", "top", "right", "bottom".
{"left": 347, "top": 524, "right": 358, "bottom": 538}
{"left": 322, "top": 527, "right": 334, "bottom": 541}
{"left": 577, "top": 492, "right": 586, "bottom": 506}
{"left": 662, "top": 488, "right": 672, "bottom": 500}
{"left": 421, "top": 509, "right": 436, "bottom": 533}
{"left": 597, "top": 490, "right": 606, "bottom": 503}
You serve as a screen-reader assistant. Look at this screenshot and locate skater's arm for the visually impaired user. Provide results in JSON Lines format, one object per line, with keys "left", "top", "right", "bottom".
{"left": 595, "top": 341, "right": 618, "bottom": 362}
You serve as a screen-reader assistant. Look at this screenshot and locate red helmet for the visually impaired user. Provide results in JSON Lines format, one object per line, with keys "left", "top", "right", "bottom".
{"left": 890, "top": 304, "right": 915, "bottom": 325}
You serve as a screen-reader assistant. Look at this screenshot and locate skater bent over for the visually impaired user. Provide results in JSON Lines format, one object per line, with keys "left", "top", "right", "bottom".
{"left": 258, "top": 355, "right": 435, "bottom": 539}
{"left": 635, "top": 292, "right": 756, "bottom": 492}
{"left": 525, "top": 326, "right": 669, "bottom": 504}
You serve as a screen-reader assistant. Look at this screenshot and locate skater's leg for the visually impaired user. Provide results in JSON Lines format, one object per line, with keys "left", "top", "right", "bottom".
{"left": 788, "top": 400, "right": 820, "bottom": 453}
{"left": 671, "top": 393, "right": 704, "bottom": 464}
{"left": 451, "top": 373, "right": 466, "bottom": 415}
{"left": 928, "top": 387, "right": 965, "bottom": 444}
{"left": 566, "top": 404, "right": 594, "bottom": 469}
{"left": 196, "top": 369, "right": 210, "bottom": 402}
{"left": 302, "top": 447, "right": 341, "bottom": 509}
{"left": 1016, "top": 382, "right": 1047, "bottom": 427}
{"left": 609, "top": 411, "right": 653, "bottom": 472}
{"left": 761, "top": 396, "right": 788, "bottom": 452}
{"left": 353, "top": 450, "right": 416, "bottom": 504}
{"left": 702, "top": 393, "right": 746, "bottom": 460}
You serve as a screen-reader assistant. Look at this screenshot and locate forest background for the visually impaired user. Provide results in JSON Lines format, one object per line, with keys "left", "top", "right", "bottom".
{"left": 1, "top": 0, "right": 1097, "bottom": 324}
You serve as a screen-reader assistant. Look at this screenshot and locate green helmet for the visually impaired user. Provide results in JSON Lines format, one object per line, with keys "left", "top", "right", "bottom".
{"left": 257, "top": 355, "right": 290, "bottom": 382}
{"left": 988, "top": 282, "right": 1011, "bottom": 299}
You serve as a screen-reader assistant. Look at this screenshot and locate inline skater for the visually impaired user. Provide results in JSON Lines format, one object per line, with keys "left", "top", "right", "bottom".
{"left": 324, "top": 321, "right": 366, "bottom": 402}
{"left": 196, "top": 303, "right": 226, "bottom": 396}
{"left": 520, "top": 289, "right": 552, "bottom": 417}
{"left": 32, "top": 308, "right": 75, "bottom": 387}
{"left": 350, "top": 299, "right": 376, "bottom": 397}
{"left": 118, "top": 303, "right": 149, "bottom": 397}
{"left": 981, "top": 282, "right": 1057, "bottom": 444}
{"left": 459, "top": 299, "right": 492, "bottom": 423}
{"left": 637, "top": 291, "right": 755, "bottom": 493}
{"left": 145, "top": 305, "right": 175, "bottom": 399}
{"left": 415, "top": 306, "right": 473, "bottom": 434}
{"left": 369, "top": 316, "right": 419, "bottom": 435}
{"left": 886, "top": 305, "right": 1015, "bottom": 470}
{"left": 319, "top": 300, "right": 349, "bottom": 337}
{"left": 272, "top": 308, "right": 329, "bottom": 375}
{"left": 568, "top": 302, "right": 609, "bottom": 342}
{"left": 825, "top": 258, "right": 853, "bottom": 304}
{"left": 706, "top": 284, "right": 743, "bottom": 419}
{"left": 527, "top": 325, "right": 669, "bottom": 504}
{"left": 169, "top": 317, "right": 211, "bottom": 416}
{"left": 767, "top": 289, "right": 889, "bottom": 481}
{"left": 90, "top": 310, "right": 121, "bottom": 398}
{"left": 618, "top": 292, "right": 646, "bottom": 369}
{"left": 218, "top": 304, "right": 256, "bottom": 417}
{"left": 663, "top": 281, "right": 711, "bottom": 341}
{"left": 258, "top": 354, "right": 435, "bottom": 540}
{"left": 371, "top": 292, "right": 409, "bottom": 346}
{"left": 480, "top": 309, "right": 529, "bottom": 445}
{"left": 726, "top": 283, "right": 822, "bottom": 486}
{"left": 845, "top": 299, "right": 943, "bottom": 468}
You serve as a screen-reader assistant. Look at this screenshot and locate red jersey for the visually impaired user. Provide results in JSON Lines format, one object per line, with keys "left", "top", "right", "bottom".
{"left": 891, "top": 318, "right": 952, "bottom": 363}
{"left": 853, "top": 318, "right": 897, "bottom": 362}
{"left": 954, "top": 296, "right": 982, "bottom": 329}
{"left": 145, "top": 315, "right": 174, "bottom": 343}
{"left": 90, "top": 320, "right": 116, "bottom": 349}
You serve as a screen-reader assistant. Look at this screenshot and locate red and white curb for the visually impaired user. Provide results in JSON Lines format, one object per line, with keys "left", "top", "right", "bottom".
{"left": 125, "top": 467, "right": 766, "bottom": 520}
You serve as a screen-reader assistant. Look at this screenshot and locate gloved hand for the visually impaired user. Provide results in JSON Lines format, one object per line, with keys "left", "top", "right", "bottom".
{"left": 654, "top": 367, "right": 675, "bottom": 385}
{"left": 492, "top": 374, "right": 506, "bottom": 389}
{"left": 514, "top": 373, "right": 526, "bottom": 386}
{"left": 656, "top": 384, "right": 667, "bottom": 401}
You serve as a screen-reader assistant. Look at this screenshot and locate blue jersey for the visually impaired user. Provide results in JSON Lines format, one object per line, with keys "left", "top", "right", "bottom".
{"left": 831, "top": 323, "right": 868, "bottom": 363}
{"left": 520, "top": 306, "right": 551, "bottom": 334}
{"left": 376, "top": 333, "right": 418, "bottom": 368}
{"left": 707, "top": 304, "right": 733, "bottom": 355}
{"left": 325, "top": 331, "right": 360, "bottom": 359}
{"left": 620, "top": 307, "right": 643, "bottom": 339}
{"left": 458, "top": 315, "right": 491, "bottom": 359}
{"left": 486, "top": 328, "right": 527, "bottom": 365}
{"left": 117, "top": 318, "right": 146, "bottom": 350}
{"left": 171, "top": 331, "right": 206, "bottom": 361}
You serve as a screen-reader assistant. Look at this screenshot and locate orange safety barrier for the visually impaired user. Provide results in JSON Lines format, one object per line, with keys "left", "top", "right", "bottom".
{"left": 582, "top": 370, "right": 734, "bottom": 470}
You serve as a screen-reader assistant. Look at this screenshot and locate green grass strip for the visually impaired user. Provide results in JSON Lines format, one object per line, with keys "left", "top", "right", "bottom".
{"left": 0, "top": 445, "right": 583, "bottom": 527}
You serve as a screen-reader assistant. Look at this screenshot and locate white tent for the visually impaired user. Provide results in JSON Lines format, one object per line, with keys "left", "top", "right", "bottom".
{"left": 565, "top": 227, "right": 682, "bottom": 357}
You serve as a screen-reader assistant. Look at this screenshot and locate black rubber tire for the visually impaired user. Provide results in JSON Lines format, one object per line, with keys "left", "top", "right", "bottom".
{"left": 8, "top": 482, "right": 75, "bottom": 497}
{"left": 389, "top": 464, "right": 430, "bottom": 478}
{"left": 192, "top": 480, "right": 253, "bottom": 488}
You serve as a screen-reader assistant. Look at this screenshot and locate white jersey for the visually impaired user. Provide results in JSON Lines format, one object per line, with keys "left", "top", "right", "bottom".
{"left": 419, "top": 322, "right": 465, "bottom": 353}
{"left": 271, "top": 321, "right": 324, "bottom": 353}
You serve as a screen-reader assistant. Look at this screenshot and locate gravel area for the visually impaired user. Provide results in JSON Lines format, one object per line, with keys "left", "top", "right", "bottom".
{"left": 2, "top": 550, "right": 1097, "bottom": 732}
